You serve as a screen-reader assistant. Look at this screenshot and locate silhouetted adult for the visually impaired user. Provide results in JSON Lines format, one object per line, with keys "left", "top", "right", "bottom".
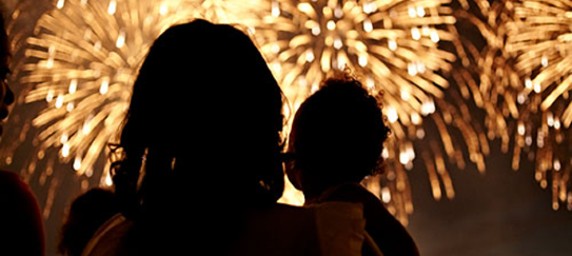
{"left": 286, "top": 70, "right": 420, "bottom": 256}
{"left": 59, "top": 187, "right": 119, "bottom": 256}
{"left": 82, "top": 19, "right": 365, "bottom": 256}
{"left": 0, "top": 9, "right": 45, "bottom": 256}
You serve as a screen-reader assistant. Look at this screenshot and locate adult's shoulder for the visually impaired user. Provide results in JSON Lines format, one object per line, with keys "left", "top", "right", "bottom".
{"left": 82, "top": 213, "right": 134, "bottom": 256}
{"left": 0, "top": 169, "right": 24, "bottom": 186}
{"left": 225, "top": 203, "right": 318, "bottom": 255}
{"left": 260, "top": 202, "right": 315, "bottom": 216}
{"left": 310, "top": 201, "right": 366, "bottom": 256}
{"left": 0, "top": 170, "right": 36, "bottom": 202}
{"left": 0, "top": 169, "right": 46, "bottom": 256}
{"left": 244, "top": 203, "right": 317, "bottom": 233}
{"left": 232, "top": 202, "right": 364, "bottom": 256}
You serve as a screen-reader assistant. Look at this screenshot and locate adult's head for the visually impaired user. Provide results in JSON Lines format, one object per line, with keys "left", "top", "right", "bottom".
{"left": 112, "top": 19, "right": 285, "bottom": 214}
{"left": 287, "top": 70, "right": 390, "bottom": 198}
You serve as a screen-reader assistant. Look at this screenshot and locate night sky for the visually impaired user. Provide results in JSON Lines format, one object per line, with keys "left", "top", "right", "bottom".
{"left": 407, "top": 140, "right": 572, "bottom": 256}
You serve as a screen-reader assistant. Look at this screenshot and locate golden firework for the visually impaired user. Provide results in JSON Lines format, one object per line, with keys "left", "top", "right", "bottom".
{"left": 253, "top": 0, "right": 489, "bottom": 223}
{"left": 1, "top": 0, "right": 56, "bottom": 220}
{"left": 181, "top": 0, "right": 265, "bottom": 25}
{"left": 20, "top": 0, "right": 194, "bottom": 183}
{"left": 446, "top": 0, "right": 517, "bottom": 155}
{"left": 1, "top": 0, "right": 271, "bottom": 227}
{"left": 505, "top": 0, "right": 571, "bottom": 211}
{"left": 450, "top": 0, "right": 571, "bottom": 211}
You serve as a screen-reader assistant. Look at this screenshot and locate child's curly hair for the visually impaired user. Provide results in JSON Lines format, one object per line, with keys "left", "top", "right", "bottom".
{"left": 290, "top": 68, "right": 391, "bottom": 183}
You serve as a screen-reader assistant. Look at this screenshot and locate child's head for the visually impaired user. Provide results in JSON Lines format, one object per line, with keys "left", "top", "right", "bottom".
{"left": 287, "top": 70, "right": 390, "bottom": 196}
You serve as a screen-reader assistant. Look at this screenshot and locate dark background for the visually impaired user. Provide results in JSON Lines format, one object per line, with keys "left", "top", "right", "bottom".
{"left": 407, "top": 139, "right": 572, "bottom": 256}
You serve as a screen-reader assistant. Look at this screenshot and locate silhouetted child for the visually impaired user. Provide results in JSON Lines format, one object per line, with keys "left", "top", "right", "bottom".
{"left": 287, "top": 70, "right": 420, "bottom": 256}
{"left": 58, "top": 187, "right": 119, "bottom": 256}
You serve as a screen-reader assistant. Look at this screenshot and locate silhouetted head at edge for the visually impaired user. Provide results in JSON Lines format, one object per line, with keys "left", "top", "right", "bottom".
{"left": 112, "top": 19, "right": 285, "bottom": 217}
{"left": 0, "top": 11, "right": 15, "bottom": 135}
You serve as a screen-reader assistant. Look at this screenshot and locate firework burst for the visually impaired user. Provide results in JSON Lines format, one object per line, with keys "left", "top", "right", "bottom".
{"left": 181, "top": 0, "right": 265, "bottom": 25}
{"left": 20, "top": 0, "right": 195, "bottom": 182}
{"left": 0, "top": 0, "right": 277, "bottom": 224}
{"left": 448, "top": 0, "right": 571, "bottom": 211}
{"left": 253, "top": 0, "right": 489, "bottom": 223}
{"left": 504, "top": 0, "right": 572, "bottom": 211}
{"left": 445, "top": 0, "right": 518, "bottom": 154}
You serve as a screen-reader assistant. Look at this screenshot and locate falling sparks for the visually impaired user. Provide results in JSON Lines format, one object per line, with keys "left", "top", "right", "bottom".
{"left": 19, "top": 0, "right": 195, "bottom": 180}
{"left": 180, "top": 0, "right": 265, "bottom": 26}
{"left": 505, "top": 0, "right": 572, "bottom": 211}
{"left": 1, "top": 0, "right": 569, "bottom": 228}
{"left": 253, "top": 0, "right": 491, "bottom": 223}
{"left": 256, "top": 0, "right": 457, "bottom": 108}
{"left": 1, "top": 0, "right": 274, "bottom": 220}
{"left": 447, "top": 0, "right": 520, "bottom": 147}
{"left": 450, "top": 0, "right": 571, "bottom": 211}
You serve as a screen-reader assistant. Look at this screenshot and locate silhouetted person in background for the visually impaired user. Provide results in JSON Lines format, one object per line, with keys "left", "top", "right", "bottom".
{"left": 82, "top": 19, "right": 365, "bottom": 256}
{"left": 0, "top": 9, "right": 46, "bottom": 256}
{"left": 286, "top": 70, "right": 420, "bottom": 256}
{"left": 58, "top": 187, "right": 119, "bottom": 256}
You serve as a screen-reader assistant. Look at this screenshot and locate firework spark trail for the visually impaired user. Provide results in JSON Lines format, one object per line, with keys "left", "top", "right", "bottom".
{"left": 449, "top": 0, "right": 571, "bottom": 211}
{"left": 2, "top": 0, "right": 531, "bottom": 225}
{"left": 21, "top": 0, "right": 195, "bottom": 183}
{"left": 181, "top": 0, "right": 265, "bottom": 25}
{"left": 254, "top": 0, "right": 489, "bottom": 223}
{"left": 1, "top": 0, "right": 267, "bottom": 220}
{"left": 0, "top": 0, "right": 56, "bottom": 219}
{"left": 447, "top": 0, "right": 518, "bottom": 147}
{"left": 505, "top": 0, "right": 572, "bottom": 211}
